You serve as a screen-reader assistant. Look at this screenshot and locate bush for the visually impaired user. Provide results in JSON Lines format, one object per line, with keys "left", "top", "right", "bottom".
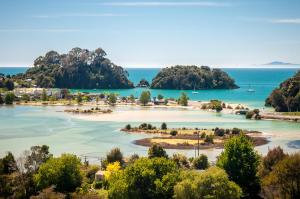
{"left": 174, "top": 167, "right": 242, "bottom": 199}
{"left": 34, "top": 154, "right": 82, "bottom": 192}
{"left": 232, "top": 128, "right": 241, "bottom": 135}
{"left": 161, "top": 122, "right": 167, "bottom": 130}
{"left": 200, "top": 132, "right": 206, "bottom": 139}
{"left": 246, "top": 111, "right": 254, "bottom": 119}
{"left": 106, "top": 148, "right": 124, "bottom": 166}
{"left": 262, "top": 153, "right": 300, "bottom": 199}
{"left": 108, "top": 93, "right": 117, "bottom": 105}
{"left": 172, "top": 153, "right": 189, "bottom": 168}
{"left": 4, "top": 92, "right": 14, "bottom": 104}
{"left": 125, "top": 124, "right": 131, "bottom": 130}
{"left": 139, "top": 91, "right": 151, "bottom": 106}
{"left": 214, "top": 128, "right": 225, "bottom": 136}
{"left": 192, "top": 154, "right": 209, "bottom": 170}
{"left": 204, "top": 135, "right": 214, "bottom": 144}
{"left": 178, "top": 92, "right": 188, "bottom": 106}
{"left": 157, "top": 94, "right": 164, "bottom": 100}
{"left": 139, "top": 123, "right": 148, "bottom": 129}
{"left": 148, "top": 144, "right": 168, "bottom": 158}
{"left": 170, "top": 130, "right": 178, "bottom": 136}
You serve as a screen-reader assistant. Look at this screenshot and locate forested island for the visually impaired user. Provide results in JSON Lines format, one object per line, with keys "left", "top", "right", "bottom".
{"left": 265, "top": 71, "right": 300, "bottom": 112}
{"left": 18, "top": 47, "right": 134, "bottom": 89}
{"left": 150, "top": 65, "right": 239, "bottom": 90}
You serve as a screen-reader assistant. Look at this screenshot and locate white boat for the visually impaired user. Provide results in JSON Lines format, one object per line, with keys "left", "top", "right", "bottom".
{"left": 192, "top": 85, "right": 199, "bottom": 94}
{"left": 247, "top": 85, "right": 255, "bottom": 92}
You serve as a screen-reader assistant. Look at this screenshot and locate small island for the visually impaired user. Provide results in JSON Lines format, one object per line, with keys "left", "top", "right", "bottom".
{"left": 136, "top": 79, "right": 150, "bottom": 87}
{"left": 150, "top": 65, "right": 239, "bottom": 90}
{"left": 122, "top": 123, "right": 268, "bottom": 150}
{"left": 16, "top": 47, "right": 134, "bottom": 89}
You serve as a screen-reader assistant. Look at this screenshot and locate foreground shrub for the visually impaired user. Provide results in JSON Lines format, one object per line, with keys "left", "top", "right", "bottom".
{"left": 192, "top": 154, "right": 209, "bottom": 170}
{"left": 217, "top": 135, "right": 261, "bottom": 198}
{"left": 174, "top": 167, "right": 242, "bottom": 199}
{"left": 34, "top": 154, "right": 82, "bottom": 193}
{"left": 263, "top": 153, "right": 300, "bottom": 199}
{"left": 108, "top": 157, "right": 178, "bottom": 199}
{"left": 148, "top": 144, "right": 168, "bottom": 159}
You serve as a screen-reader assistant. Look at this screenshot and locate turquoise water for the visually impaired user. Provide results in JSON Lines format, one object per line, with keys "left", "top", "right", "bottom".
{"left": 0, "top": 105, "right": 299, "bottom": 162}
{"left": 1, "top": 67, "right": 298, "bottom": 108}
{"left": 0, "top": 67, "right": 299, "bottom": 161}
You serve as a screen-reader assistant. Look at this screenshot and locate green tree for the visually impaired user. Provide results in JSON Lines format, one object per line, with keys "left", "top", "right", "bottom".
{"left": 4, "top": 79, "right": 14, "bottom": 90}
{"left": 34, "top": 154, "right": 82, "bottom": 193}
{"left": 172, "top": 153, "right": 190, "bottom": 169}
{"left": 157, "top": 94, "right": 164, "bottom": 100}
{"left": 148, "top": 144, "right": 168, "bottom": 159}
{"left": 25, "top": 145, "right": 52, "bottom": 174}
{"left": 217, "top": 134, "right": 261, "bottom": 198}
{"left": 108, "top": 93, "right": 117, "bottom": 105}
{"left": 4, "top": 92, "right": 14, "bottom": 104}
{"left": 260, "top": 146, "right": 286, "bottom": 177}
{"left": 178, "top": 92, "right": 188, "bottom": 106}
{"left": 76, "top": 92, "right": 82, "bottom": 104}
{"left": 0, "top": 152, "right": 17, "bottom": 174}
{"left": 174, "top": 167, "right": 242, "bottom": 199}
{"left": 161, "top": 122, "right": 167, "bottom": 130}
{"left": 262, "top": 153, "right": 300, "bottom": 199}
{"left": 108, "top": 157, "right": 178, "bottom": 199}
{"left": 139, "top": 91, "right": 151, "bottom": 106}
{"left": 0, "top": 94, "right": 4, "bottom": 104}
{"left": 21, "top": 94, "right": 30, "bottom": 102}
{"left": 41, "top": 89, "right": 48, "bottom": 101}
{"left": 192, "top": 154, "right": 209, "bottom": 170}
{"left": 129, "top": 94, "right": 135, "bottom": 103}
{"left": 106, "top": 148, "right": 124, "bottom": 166}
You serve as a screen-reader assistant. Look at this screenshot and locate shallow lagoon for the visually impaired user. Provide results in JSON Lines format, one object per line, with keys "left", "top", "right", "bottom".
{"left": 0, "top": 105, "right": 299, "bottom": 162}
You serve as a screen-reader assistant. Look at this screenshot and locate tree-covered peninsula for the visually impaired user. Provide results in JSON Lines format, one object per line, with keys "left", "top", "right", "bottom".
{"left": 21, "top": 47, "right": 134, "bottom": 89}
{"left": 150, "top": 65, "right": 239, "bottom": 90}
{"left": 265, "top": 71, "right": 300, "bottom": 112}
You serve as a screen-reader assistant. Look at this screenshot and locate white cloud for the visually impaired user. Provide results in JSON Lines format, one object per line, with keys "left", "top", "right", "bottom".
{"left": 0, "top": 28, "right": 80, "bottom": 33}
{"left": 100, "top": 1, "right": 231, "bottom": 7}
{"left": 270, "top": 18, "right": 300, "bottom": 24}
{"left": 33, "top": 13, "right": 128, "bottom": 19}
{"left": 240, "top": 17, "right": 300, "bottom": 25}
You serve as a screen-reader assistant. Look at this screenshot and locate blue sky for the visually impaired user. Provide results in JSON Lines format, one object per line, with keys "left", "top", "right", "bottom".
{"left": 0, "top": 0, "right": 300, "bottom": 67}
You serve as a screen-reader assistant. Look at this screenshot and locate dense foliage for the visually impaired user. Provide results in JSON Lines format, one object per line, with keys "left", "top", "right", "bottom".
{"left": 265, "top": 71, "right": 300, "bottom": 112}
{"left": 108, "top": 157, "right": 178, "bottom": 199}
{"left": 151, "top": 65, "right": 239, "bottom": 89}
{"left": 0, "top": 74, "right": 14, "bottom": 91}
{"left": 262, "top": 152, "right": 300, "bottom": 199}
{"left": 139, "top": 90, "right": 151, "bottom": 106}
{"left": 217, "top": 134, "right": 261, "bottom": 198}
{"left": 174, "top": 167, "right": 242, "bottom": 199}
{"left": 178, "top": 92, "right": 188, "bottom": 106}
{"left": 34, "top": 154, "right": 82, "bottom": 192}
{"left": 22, "top": 47, "right": 134, "bottom": 89}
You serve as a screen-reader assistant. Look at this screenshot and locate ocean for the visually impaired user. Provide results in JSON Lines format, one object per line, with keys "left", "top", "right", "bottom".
{"left": 1, "top": 67, "right": 299, "bottom": 108}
